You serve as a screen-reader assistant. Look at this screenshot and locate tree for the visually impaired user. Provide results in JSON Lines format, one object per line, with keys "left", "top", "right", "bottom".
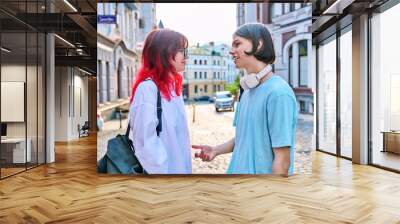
{"left": 224, "top": 74, "right": 241, "bottom": 100}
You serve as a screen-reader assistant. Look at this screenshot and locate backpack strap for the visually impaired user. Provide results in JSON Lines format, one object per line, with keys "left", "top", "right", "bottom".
{"left": 156, "top": 90, "right": 162, "bottom": 136}
{"left": 238, "top": 86, "right": 244, "bottom": 102}
{"left": 126, "top": 80, "right": 162, "bottom": 137}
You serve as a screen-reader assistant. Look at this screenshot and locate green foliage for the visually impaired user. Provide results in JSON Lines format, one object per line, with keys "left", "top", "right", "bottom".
{"left": 224, "top": 74, "right": 241, "bottom": 96}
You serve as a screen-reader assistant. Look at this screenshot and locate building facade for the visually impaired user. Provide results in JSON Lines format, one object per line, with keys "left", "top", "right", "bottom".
{"left": 183, "top": 43, "right": 238, "bottom": 100}
{"left": 213, "top": 44, "right": 239, "bottom": 84}
{"left": 97, "top": 3, "right": 156, "bottom": 110}
{"left": 237, "top": 3, "right": 313, "bottom": 114}
{"left": 137, "top": 3, "right": 157, "bottom": 43}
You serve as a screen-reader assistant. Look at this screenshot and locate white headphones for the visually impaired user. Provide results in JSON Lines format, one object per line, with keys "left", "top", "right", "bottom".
{"left": 240, "top": 64, "right": 273, "bottom": 90}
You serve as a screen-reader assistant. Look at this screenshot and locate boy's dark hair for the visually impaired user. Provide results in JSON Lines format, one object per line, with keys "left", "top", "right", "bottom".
{"left": 234, "top": 23, "right": 276, "bottom": 65}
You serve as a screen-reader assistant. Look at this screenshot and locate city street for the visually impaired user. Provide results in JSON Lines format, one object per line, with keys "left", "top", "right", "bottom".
{"left": 98, "top": 102, "right": 314, "bottom": 174}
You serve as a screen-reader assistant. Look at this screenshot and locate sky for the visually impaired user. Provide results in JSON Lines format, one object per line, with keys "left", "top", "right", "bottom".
{"left": 155, "top": 3, "right": 237, "bottom": 46}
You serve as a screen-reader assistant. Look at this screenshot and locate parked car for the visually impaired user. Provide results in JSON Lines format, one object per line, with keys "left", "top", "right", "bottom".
{"left": 214, "top": 91, "right": 234, "bottom": 112}
{"left": 194, "top": 96, "right": 210, "bottom": 102}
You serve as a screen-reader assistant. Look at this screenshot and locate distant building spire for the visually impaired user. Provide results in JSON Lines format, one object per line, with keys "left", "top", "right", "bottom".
{"left": 158, "top": 20, "right": 164, "bottom": 29}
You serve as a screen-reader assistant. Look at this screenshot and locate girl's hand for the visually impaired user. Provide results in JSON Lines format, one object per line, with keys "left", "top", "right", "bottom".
{"left": 192, "top": 145, "right": 218, "bottom": 162}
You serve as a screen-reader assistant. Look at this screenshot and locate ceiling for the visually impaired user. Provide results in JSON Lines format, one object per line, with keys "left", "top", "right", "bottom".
{"left": 0, "top": 0, "right": 97, "bottom": 75}
{"left": 311, "top": 0, "right": 390, "bottom": 43}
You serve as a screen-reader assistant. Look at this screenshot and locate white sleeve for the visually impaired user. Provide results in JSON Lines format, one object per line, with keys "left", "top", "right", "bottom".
{"left": 129, "top": 82, "right": 168, "bottom": 174}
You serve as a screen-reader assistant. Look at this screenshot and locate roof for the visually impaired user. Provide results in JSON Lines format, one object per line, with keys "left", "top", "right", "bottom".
{"left": 97, "top": 32, "right": 137, "bottom": 57}
{"left": 188, "top": 46, "right": 210, "bottom": 55}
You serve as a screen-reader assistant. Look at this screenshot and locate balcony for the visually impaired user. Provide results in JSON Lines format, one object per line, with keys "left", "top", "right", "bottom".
{"left": 293, "top": 87, "right": 313, "bottom": 96}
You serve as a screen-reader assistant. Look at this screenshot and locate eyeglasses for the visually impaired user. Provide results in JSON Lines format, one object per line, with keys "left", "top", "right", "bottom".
{"left": 178, "top": 48, "right": 188, "bottom": 58}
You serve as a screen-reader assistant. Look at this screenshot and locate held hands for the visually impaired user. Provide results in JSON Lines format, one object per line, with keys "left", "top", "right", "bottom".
{"left": 192, "top": 145, "right": 218, "bottom": 162}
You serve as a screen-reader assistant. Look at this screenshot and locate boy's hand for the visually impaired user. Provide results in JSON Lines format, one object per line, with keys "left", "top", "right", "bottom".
{"left": 192, "top": 145, "right": 218, "bottom": 162}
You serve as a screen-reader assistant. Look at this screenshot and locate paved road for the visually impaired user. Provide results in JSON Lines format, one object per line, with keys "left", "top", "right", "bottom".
{"left": 98, "top": 103, "right": 314, "bottom": 174}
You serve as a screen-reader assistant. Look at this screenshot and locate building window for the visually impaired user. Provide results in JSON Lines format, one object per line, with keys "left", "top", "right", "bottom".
{"left": 213, "top": 60, "right": 216, "bottom": 65}
{"left": 300, "top": 101, "right": 306, "bottom": 113}
{"left": 204, "top": 72, "right": 207, "bottom": 79}
{"left": 204, "top": 85, "right": 208, "bottom": 93}
{"left": 269, "top": 4, "right": 275, "bottom": 20}
{"left": 213, "top": 72, "right": 216, "bottom": 79}
{"left": 0, "top": 24, "right": 47, "bottom": 178}
{"left": 194, "top": 59, "right": 197, "bottom": 65}
{"left": 289, "top": 45, "right": 294, "bottom": 87}
{"left": 213, "top": 85, "right": 216, "bottom": 92}
{"left": 339, "top": 29, "right": 352, "bottom": 159}
{"left": 284, "top": 3, "right": 290, "bottom": 13}
{"left": 127, "top": 66, "right": 131, "bottom": 95}
{"left": 217, "top": 61, "right": 220, "bottom": 66}
{"left": 194, "top": 85, "right": 198, "bottom": 93}
{"left": 205, "top": 60, "right": 207, "bottom": 65}
{"left": 273, "top": 4, "right": 282, "bottom": 17}
{"left": 194, "top": 71, "right": 197, "bottom": 79}
{"left": 217, "top": 85, "right": 221, "bottom": 91}
{"left": 124, "top": 9, "right": 133, "bottom": 43}
{"left": 199, "top": 60, "right": 202, "bottom": 65}
{"left": 106, "top": 62, "right": 111, "bottom": 101}
{"left": 98, "top": 3, "right": 104, "bottom": 15}
{"left": 199, "top": 72, "right": 202, "bottom": 79}
{"left": 299, "top": 40, "right": 308, "bottom": 87}
{"left": 290, "top": 3, "right": 295, "bottom": 12}
{"left": 299, "top": 55, "right": 308, "bottom": 87}
{"left": 98, "top": 60, "right": 104, "bottom": 103}
{"left": 317, "top": 36, "right": 337, "bottom": 155}
{"left": 370, "top": 5, "right": 400, "bottom": 171}
{"left": 139, "top": 18, "right": 145, "bottom": 28}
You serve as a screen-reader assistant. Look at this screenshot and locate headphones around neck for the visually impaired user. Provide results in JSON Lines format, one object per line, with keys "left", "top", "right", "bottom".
{"left": 240, "top": 65, "right": 273, "bottom": 90}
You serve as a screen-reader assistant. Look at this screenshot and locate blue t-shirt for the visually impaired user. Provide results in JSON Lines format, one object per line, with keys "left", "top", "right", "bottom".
{"left": 227, "top": 75, "right": 298, "bottom": 174}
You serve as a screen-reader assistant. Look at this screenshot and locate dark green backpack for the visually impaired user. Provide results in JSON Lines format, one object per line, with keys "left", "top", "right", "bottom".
{"left": 97, "top": 84, "right": 162, "bottom": 174}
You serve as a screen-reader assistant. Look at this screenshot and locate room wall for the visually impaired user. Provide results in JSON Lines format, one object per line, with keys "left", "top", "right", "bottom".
{"left": 54, "top": 67, "right": 89, "bottom": 141}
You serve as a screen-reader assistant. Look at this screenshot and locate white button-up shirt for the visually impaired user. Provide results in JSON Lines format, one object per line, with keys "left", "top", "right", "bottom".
{"left": 128, "top": 80, "right": 192, "bottom": 174}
